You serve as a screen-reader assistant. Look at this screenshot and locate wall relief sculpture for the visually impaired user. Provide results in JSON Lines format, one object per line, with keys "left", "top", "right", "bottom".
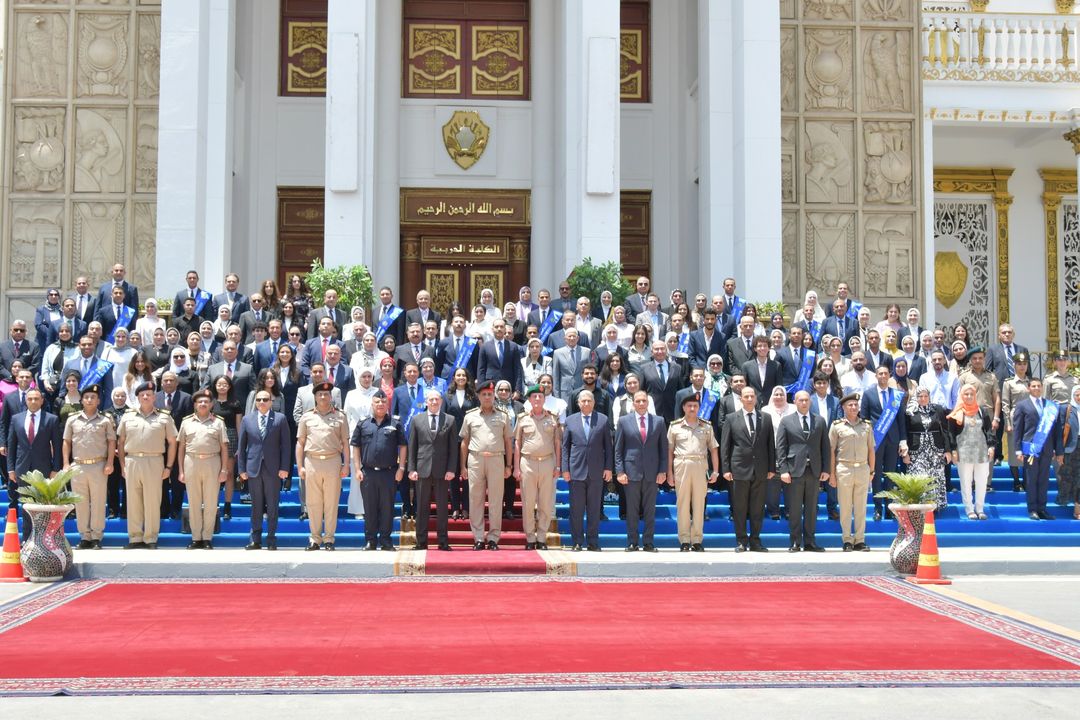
{"left": 13, "top": 107, "right": 67, "bottom": 193}
{"left": 782, "top": 212, "right": 799, "bottom": 301}
{"left": 73, "top": 202, "right": 126, "bottom": 283}
{"left": 804, "top": 121, "right": 854, "bottom": 204}
{"left": 74, "top": 108, "right": 127, "bottom": 193}
{"left": 132, "top": 203, "right": 157, "bottom": 292}
{"left": 863, "top": 213, "right": 913, "bottom": 297}
{"left": 863, "top": 121, "right": 912, "bottom": 205}
{"left": 861, "top": 0, "right": 911, "bottom": 22}
{"left": 137, "top": 13, "right": 161, "bottom": 99}
{"left": 77, "top": 13, "right": 129, "bottom": 97}
{"left": 134, "top": 109, "right": 158, "bottom": 193}
{"left": 804, "top": 0, "right": 853, "bottom": 20}
{"left": 805, "top": 212, "right": 856, "bottom": 292}
{"left": 804, "top": 28, "right": 853, "bottom": 112}
{"left": 863, "top": 30, "right": 910, "bottom": 113}
{"left": 780, "top": 28, "right": 796, "bottom": 113}
{"left": 9, "top": 203, "right": 63, "bottom": 289}
{"left": 781, "top": 119, "right": 797, "bottom": 204}
{"left": 14, "top": 13, "right": 68, "bottom": 98}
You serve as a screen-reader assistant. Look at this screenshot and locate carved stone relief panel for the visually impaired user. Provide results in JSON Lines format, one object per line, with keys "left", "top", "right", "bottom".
{"left": 134, "top": 108, "right": 157, "bottom": 193}
{"left": 934, "top": 199, "right": 993, "bottom": 347}
{"left": 72, "top": 202, "right": 126, "bottom": 283}
{"left": 804, "top": 28, "right": 853, "bottom": 112}
{"left": 74, "top": 107, "right": 127, "bottom": 193}
{"left": 782, "top": 211, "right": 799, "bottom": 301}
{"left": 1062, "top": 202, "right": 1080, "bottom": 351}
{"left": 76, "top": 13, "right": 130, "bottom": 97}
{"left": 804, "top": 0, "right": 853, "bottom": 21}
{"left": 132, "top": 202, "right": 157, "bottom": 292}
{"left": 863, "top": 121, "right": 912, "bottom": 205}
{"left": 861, "top": 0, "right": 912, "bottom": 21}
{"left": 862, "top": 213, "right": 913, "bottom": 298}
{"left": 862, "top": 29, "right": 911, "bottom": 114}
{"left": 805, "top": 212, "right": 856, "bottom": 293}
{"left": 9, "top": 203, "right": 63, "bottom": 289}
{"left": 779, "top": 0, "right": 796, "bottom": 20}
{"left": 804, "top": 120, "right": 854, "bottom": 204}
{"left": 136, "top": 13, "right": 160, "bottom": 99}
{"left": 780, "top": 27, "right": 796, "bottom": 113}
{"left": 13, "top": 107, "right": 67, "bottom": 193}
{"left": 13, "top": 13, "right": 69, "bottom": 99}
{"left": 781, "top": 119, "right": 797, "bottom": 204}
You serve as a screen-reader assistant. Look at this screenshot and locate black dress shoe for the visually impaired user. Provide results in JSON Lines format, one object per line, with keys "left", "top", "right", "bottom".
{"left": 1038, "top": 511, "right": 1055, "bottom": 520}
{"left": 625, "top": 543, "right": 639, "bottom": 552}
{"left": 503, "top": 510, "right": 514, "bottom": 520}
{"left": 572, "top": 544, "right": 583, "bottom": 551}
{"left": 473, "top": 541, "right": 486, "bottom": 550}
{"left": 222, "top": 511, "right": 232, "bottom": 521}
{"left": 587, "top": 544, "right": 601, "bottom": 552}
{"left": 525, "top": 542, "right": 536, "bottom": 550}
{"left": 749, "top": 543, "right": 769, "bottom": 552}
{"left": 643, "top": 543, "right": 657, "bottom": 552}
{"left": 691, "top": 543, "right": 704, "bottom": 552}
{"left": 828, "top": 510, "right": 840, "bottom": 521}
{"left": 245, "top": 541, "right": 262, "bottom": 550}
{"left": 804, "top": 543, "right": 826, "bottom": 552}
{"left": 853, "top": 541, "right": 871, "bottom": 551}
{"left": 267, "top": 542, "right": 277, "bottom": 551}
{"left": 306, "top": 542, "right": 320, "bottom": 551}
{"left": 299, "top": 511, "right": 309, "bottom": 521}
{"left": 415, "top": 542, "right": 428, "bottom": 550}
{"left": 873, "top": 511, "right": 882, "bottom": 522}
{"left": 788, "top": 544, "right": 801, "bottom": 553}
{"left": 843, "top": 542, "right": 854, "bottom": 552}
{"left": 203, "top": 541, "right": 214, "bottom": 550}
{"left": 536, "top": 542, "right": 548, "bottom": 550}
{"left": 365, "top": 541, "right": 378, "bottom": 551}
{"left": 1013, "top": 483, "right": 1023, "bottom": 492}
{"left": 380, "top": 543, "right": 395, "bottom": 551}
{"left": 145, "top": 542, "right": 157, "bottom": 549}
{"left": 323, "top": 542, "right": 335, "bottom": 551}
{"left": 91, "top": 540, "right": 103, "bottom": 549}
{"left": 124, "top": 541, "right": 146, "bottom": 550}
{"left": 487, "top": 541, "right": 499, "bottom": 551}
{"left": 680, "top": 543, "right": 691, "bottom": 552}
{"left": 77, "top": 540, "right": 94, "bottom": 550}
{"left": 1029, "top": 511, "right": 1041, "bottom": 520}
{"left": 186, "top": 541, "right": 202, "bottom": 550}
{"left": 769, "top": 514, "right": 781, "bottom": 521}
{"left": 735, "top": 542, "right": 748, "bottom": 553}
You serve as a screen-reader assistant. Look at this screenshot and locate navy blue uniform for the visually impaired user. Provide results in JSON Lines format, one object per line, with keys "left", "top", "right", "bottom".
{"left": 351, "top": 414, "right": 406, "bottom": 547}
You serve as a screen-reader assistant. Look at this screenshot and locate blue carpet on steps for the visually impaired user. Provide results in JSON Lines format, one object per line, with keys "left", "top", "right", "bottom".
{"left": 2, "top": 464, "right": 1076, "bottom": 550}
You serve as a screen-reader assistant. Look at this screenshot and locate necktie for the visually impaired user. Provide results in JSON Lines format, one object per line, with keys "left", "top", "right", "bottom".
{"left": 1037, "top": 398, "right": 1043, "bottom": 414}
{"left": 497, "top": 341, "right": 504, "bottom": 363}
{"left": 582, "top": 414, "right": 591, "bottom": 441}
{"left": 228, "top": 292, "right": 234, "bottom": 304}
{"left": 455, "top": 337, "right": 461, "bottom": 355}
{"left": 658, "top": 363, "right": 666, "bottom": 383}
{"left": 115, "top": 304, "right": 121, "bottom": 319}
{"left": 271, "top": 340, "right": 278, "bottom": 356}
{"left": 381, "top": 305, "right": 388, "bottom": 320}
{"left": 27, "top": 413, "right": 35, "bottom": 444}
{"left": 19, "top": 392, "right": 25, "bottom": 409}
{"left": 321, "top": 338, "right": 328, "bottom": 361}
{"left": 413, "top": 345, "right": 420, "bottom": 361}
{"left": 839, "top": 317, "right": 845, "bottom": 336}
{"left": 793, "top": 348, "right": 800, "bottom": 365}
{"left": 166, "top": 393, "right": 172, "bottom": 408}
{"left": 747, "top": 411, "right": 755, "bottom": 435}
{"left": 639, "top": 414, "right": 647, "bottom": 442}
{"left": 189, "top": 289, "right": 195, "bottom": 300}
{"left": 78, "top": 296, "right": 85, "bottom": 318}
{"left": 802, "top": 415, "right": 810, "bottom": 434}
{"left": 430, "top": 414, "right": 437, "bottom": 432}
{"left": 881, "top": 390, "right": 888, "bottom": 410}
{"left": 82, "top": 358, "right": 90, "bottom": 374}
{"left": 226, "top": 363, "right": 233, "bottom": 378}
{"left": 328, "top": 365, "right": 335, "bottom": 382}
{"left": 259, "top": 413, "right": 267, "bottom": 439}
{"left": 409, "top": 385, "right": 416, "bottom": 402}
{"left": 255, "top": 311, "right": 262, "bottom": 321}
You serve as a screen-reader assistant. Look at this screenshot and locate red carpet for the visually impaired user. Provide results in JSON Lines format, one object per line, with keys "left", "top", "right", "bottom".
{"left": 419, "top": 549, "right": 549, "bottom": 575}
{"left": 0, "top": 577, "right": 1078, "bottom": 694}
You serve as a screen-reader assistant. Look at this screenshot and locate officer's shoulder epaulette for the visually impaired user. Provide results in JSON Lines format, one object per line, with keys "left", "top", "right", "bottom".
{"left": 464, "top": 407, "right": 481, "bottom": 415}
{"left": 831, "top": 418, "right": 844, "bottom": 424}
{"left": 157, "top": 408, "right": 171, "bottom": 416}
{"left": 180, "top": 413, "right": 195, "bottom": 422}
{"left": 124, "top": 407, "right": 138, "bottom": 414}
{"left": 670, "top": 418, "right": 685, "bottom": 427}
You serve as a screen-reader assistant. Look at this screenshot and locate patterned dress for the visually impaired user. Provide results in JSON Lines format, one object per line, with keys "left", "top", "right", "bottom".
{"left": 906, "top": 404, "right": 948, "bottom": 509}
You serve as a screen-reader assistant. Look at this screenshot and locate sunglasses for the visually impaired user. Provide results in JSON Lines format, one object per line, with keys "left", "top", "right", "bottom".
{"left": 255, "top": 397, "right": 272, "bottom": 402}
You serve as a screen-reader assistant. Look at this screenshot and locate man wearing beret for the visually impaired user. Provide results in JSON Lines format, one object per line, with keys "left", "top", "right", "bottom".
{"left": 514, "top": 384, "right": 561, "bottom": 550}
{"left": 176, "top": 388, "right": 229, "bottom": 549}
{"left": 459, "top": 380, "right": 513, "bottom": 550}
{"left": 296, "top": 381, "right": 352, "bottom": 551}
{"left": 829, "top": 393, "right": 875, "bottom": 551}
{"left": 667, "top": 392, "right": 719, "bottom": 552}
{"left": 63, "top": 384, "right": 116, "bottom": 549}
{"left": 117, "top": 382, "right": 178, "bottom": 549}
{"left": 351, "top": 388, "right": 406, "bottom": 550}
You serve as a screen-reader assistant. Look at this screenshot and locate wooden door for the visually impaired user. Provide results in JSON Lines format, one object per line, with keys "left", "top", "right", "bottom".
{"left": 277, "top": 186, "right": 324, "bottom": 288}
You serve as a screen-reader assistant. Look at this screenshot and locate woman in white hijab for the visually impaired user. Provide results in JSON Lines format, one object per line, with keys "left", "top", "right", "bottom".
{"left": 342, "top": 306, "right": 368, "bottom": 341}
{"left": 211, "top": 304, "right": 232, "bottom": 342}
{"left": 467, "top": 303, "right": 494, "bottom": 343}
{"left": 344, "top": 367, "right": 378, "bottom": 518}
{"left": 479, "top": 288, "right": 501, "bottom": 322}
{"left": 803, "top": 290, "right": 827, "bottom": 323}
{"left": 135, "top": 298, "right": 166, "bottom": 347}
{"left": 349, "top": 331, "right": 387, "bottom": 374}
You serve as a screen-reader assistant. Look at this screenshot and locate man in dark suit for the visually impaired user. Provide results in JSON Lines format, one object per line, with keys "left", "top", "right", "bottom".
{"left": 390, "top": 363, "right": 423, "bottom": 420}
{"left": 1013, "top": 378, "right": 1064, "bottom": 520}
{"left": 477, "top": 319, "right": 523, "bottom": 396}
{"left": 155, "top": 371, "right": 193, "bottom": 520}
{"left": 775, "top": 326, "right": 809, "bottom": 393}
{"left": 725, "top": 315, "right": 758, "bottom": 372}
{"left": 527, "top": 289, "right": 557, "bottom": 331}
{"left": 173, "top": 270, "right": 216, "bottom": 322}
{"left": 46, "top": 298, "right": 88, "bottom": 346}
{"left": 70, "top": 276, "right": 98, "bottom": 326}
{"left": 0, "top": 369, "right": 33, "bottom": 466}
{"left": 62, "top": 336, "right": 115, "bottom": 409}
{"left": 741, "top": 336, "right": 780, "bottom": 406}
{"left": 615, "top": 390, "right": 668, "bottom": 551}
{"left": 622, "top": 276, "right": 651, "bottom": 322}
{"left": 986, "top": 323, "right": 1029, "bottom": 385}
{"left": 306, "top": 288, "right": 346, "bottom": 340}
{"left": 562, "top": 390, "right": 613, "bottom": 551}
{"left": 775, "top": 390, "right": 831, "bottom": 552}
{"left": 688, "top": 308, "right": 727, "bottom": 370}
{"left": 436, "top": 316, "right": 479, "bottom": 380}
{"left": 810, "top": 373, "right": 842, "bottom": 521}
{"left": 373, "top": 286, "right": 406, "bottom": 345}
{"left": 322, "top": 345, "right": 355, "bottom": 396}
{"left": 407, "top": 389, "right": 459, "bottom": 550}
{"left": 639, "top": 340, "right": 687, "bottom": 422}
{"left": 864, "top": 330, "right": 893, "bottom": 373}
{"left": 722, "top": 386, "right": 775, "bottom": 552}
{"left": 94, "top": 285, "right": 137, "bottom": 342}
{"left": 301, "top": 316, "right": 345, "bottom": 377}
{"left": 212, "top": 273, "right": 249, "bottom": 320}
{"left": 252, "top": 319, "right": 287, "bottom": 374}
{"left": 404, "top": 289, "right": 443, "bottom": 335}
{"left": 0, "top": 320, "right": 41, "bottom": 381}
{"left": 205, "top": 341, "right": 255, "bottom": 410}
{"left": 549, "top": 282, "right": 574, "bottom": 315}
{"left": 820, "top": 299, "right": 856, "bottom": 356}
{"left": 237, "top": 389, "right": 292, "bottom": 550}
{"left": 97, "top": 263, "right": 139, "bottom": 313}
{"left": 392, "top": 322, "right": 437, "bottom": 383}
{"left": 236, "top": 293, "right": 274, "bottom": 345}
{"left": 860, "top": 365, "right": 909, "bottom": 521}
{"left": 546, "top": 311, "right": 593, "bottom": 351}
{"left": 6, "top": 388, "right": 62, "bottom": 540}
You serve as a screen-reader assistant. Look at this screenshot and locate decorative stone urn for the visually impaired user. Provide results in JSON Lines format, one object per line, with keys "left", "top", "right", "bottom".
{"left": 887, "top": 502, "right": 936, "bottom": 575}
{"left": 20, "top": 504, "right": 75, "bottom": 582}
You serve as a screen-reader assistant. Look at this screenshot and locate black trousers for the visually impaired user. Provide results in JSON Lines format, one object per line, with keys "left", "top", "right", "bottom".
{"left": 248, "top": 467, "right": 281, "bottom": 543}
{"left": 160, "top": 464, "right": 184, "bottom": 518}
{"left": 397, "top": 477, "right": 415, "bottom": 516}
{"left": 450, "top": 475, "right": 469, "bottom": 513}
{"left": 766, "top": 476, "right": 784, "bottom": 516}
{"left": 415, "top": 476, "right": 450, "bottom": 545}
{"left": 8, "top": 479, "right": 31, "bottom": 542}
{"left": 107, "top": 458, "right": 126, "bottom": 516}
{"left": 785, "top": 471, "right": 819, "bottom": 545}
{"left": 502, "top": 476, "right": 516, "bottom": 515}
{"left": 1026, "top": 453, "right": 1052, "bottom": 513}
{"left": 624, "top": 479, "right": 658, "bottom": 545}
{"left": 569, "top": 477, "right": 603, "bottom": 546}
{"left": 731, "top": 476, "right": 766, "bottom": 543}
{"left": 873, "top": 440, "right": 900, "bottom": 512}
{"left": 363, "top": 471, "right": 396, "bottom": 545}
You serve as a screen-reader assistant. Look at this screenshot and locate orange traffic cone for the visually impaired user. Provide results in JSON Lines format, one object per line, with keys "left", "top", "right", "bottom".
{"left": 0, "top": 508, "right": 26, "bottom": 583}
{"left": 908, "top": 508, "right": 951, "bottom": 585}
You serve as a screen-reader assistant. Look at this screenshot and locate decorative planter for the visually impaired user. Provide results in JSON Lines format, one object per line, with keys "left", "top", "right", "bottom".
{"left": 20, "top": 504, "right": 75, "bottom": 582}
{"left": 887, "top": 503, "right": 936, "bottom": 575}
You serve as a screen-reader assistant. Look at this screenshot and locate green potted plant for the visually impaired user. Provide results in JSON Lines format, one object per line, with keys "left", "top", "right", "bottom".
{"left": 305, "top": 260, "right": 375, "bottom": 323}
{"left": 566, "top": 257, "right": 634, "bottom": 312}
{"left": 16, "top": 468, "right": 82, "bottom": 582}
{"left": 876, "top": 472, "right": 937, "bottom": 575}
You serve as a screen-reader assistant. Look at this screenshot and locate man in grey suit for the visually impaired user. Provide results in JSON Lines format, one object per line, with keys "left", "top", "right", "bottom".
{"left": 551, "top": 328, "right": 591, "bottom": 400}
{"left": 407, "top": 389, "right": 459, "bottom": 550}
{"left": 722, "top": 386, "right": 775, "bottom": 552}
{"left": 237, "top": 389, "right": 292, "bottom": 550}
{"left": 561, "top": 390, "right": 613, "bottom": 551}
{"left": 775, "top": 390, "right": 831, "bottom": 553}
{"left": 615, "top": 390, "right": 669, "bottom": 552}
{"left": 572, "top": 297, "right": 603, "bottom": 348}
{"left": 725, "top": 315, "right": 758, "bottom": 371}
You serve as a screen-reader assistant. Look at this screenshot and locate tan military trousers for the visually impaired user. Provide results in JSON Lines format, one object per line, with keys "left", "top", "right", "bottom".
{"left": 519, "top": 455, "right": 555, "bottom": 543}
{"left": 125, "top": 456, "right": 163, "bottom": 543}
{"left": 183, "top": 455, "right": 221, "bottom": 541}
{"left": 468, "top": 453, "right": 505, "bottom": 542}
{"left": 71, "top": 462, "right": 108, "bottom": 541}
{"left": 304, "top": 456, "right": 342, "bottom": 544}
{"left": 673, "top": 457, "right": 708, "bottom": 544}
{"left": 836, "top": 463, "right": 871, "bottom": 544}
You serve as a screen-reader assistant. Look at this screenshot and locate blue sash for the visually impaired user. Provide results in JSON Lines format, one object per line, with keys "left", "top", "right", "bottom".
{"left": 402, "top": 387, "right": 427, "bottom": 439}
{"left": 193, "top": 289, "right": 212, "bottom": 316}
{"left": 541, "top": 345, "right": 553, "bottom": 357}
{"left": 872, "top": 390, "right": 905, "bottom": 447}
{"left": 452, "top": 336, "right": 479, "bottom": 370}
{"left": 419, "top": 375, "right": 448, "bottom": 396}
{"left": 807, "top": 320, "right": 821, "bottom": 344}
{"left": 1023, "top": 401, "right": 1058, "bottom": 458}
{"left": 730, "top": 296, "right": 746, "bottom": 320}
{"left": 375, "top": 306, "right": 404, "bottom": 342}
{"left": 697, "top": 388, "right": 718, "bottom": 421}
{"left": 784, "top": 350, "right": 816, "bottom": 396}
{"left": 677, "top": 332, "right": 690, "bottom": 355}
{"left": 538, "top": 310, "right": 560, "bottom": 342}
{"left": 78, "top": 360, "right": 114, "bottom": 391}
{"left": 106, "top": 305, "right": 134, "bottom": 344}
{"left": 846, "top": 301, "right": 863, "bottom": 321}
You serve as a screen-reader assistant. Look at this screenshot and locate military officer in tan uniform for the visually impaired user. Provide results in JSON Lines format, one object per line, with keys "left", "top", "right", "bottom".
{"left": 1043, "top": 350, "right": 1076, "bottom": 405}
{"left": 829, "top": 392, "right": 875, "bottom": 552}
{"left": 460, "top": 380, "right": 513, "bottom": 550}
{"left": 514, "top": 384, "right": 561, "bottom": 550}
{"left": 667, "top": 393, "right": 720, "bottom": 552}
{"left": 957, "top": 347, "right": 1002, "bottom": 433}
{"left": 117, "top": 382, "right": 178, "bottom": 549}
{"left": 296, "top": 381, "right": 351, "bottom": 551}
{"left": 62, "top": 384, "right": 116, "bottom": 550}
{"left": 177, "top": 388, "right": 229, "bottom": 548}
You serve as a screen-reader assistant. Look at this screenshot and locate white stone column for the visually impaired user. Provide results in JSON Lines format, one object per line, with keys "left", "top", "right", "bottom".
{"left": 923, "top": 116, "right": 936, "bottom": 328}
{"left": 373, "top": 0, "right": 401, "bottom": 291}
{"left": 732, "top": 0, "right": 781, "bottom": 301}
{"left": 557, "top": 0, "right": 620, "bottom": 275}
{"left": 697, "top": 0, "right": 734, "bottom": 294}
{"left": 530, "top": 0, "right": 557, "bottom": 288}
{"left": 324, "top": 0, "right": 377, "bottom": 268}
{"left": 204, "top": 0, "right": 236, "bottom": 286}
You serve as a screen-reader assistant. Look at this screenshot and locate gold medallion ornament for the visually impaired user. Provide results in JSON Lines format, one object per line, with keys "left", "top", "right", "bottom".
{"left": 934, "top": 251, "right": 968, "bottom": 310}
{"left": 442, "top": 110, "right": 490, "bottom": 170}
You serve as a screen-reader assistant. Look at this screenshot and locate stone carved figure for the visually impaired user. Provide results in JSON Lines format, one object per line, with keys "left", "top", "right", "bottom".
{"left": 13, "top": 107, "right": 66, "bottom": 193}
{"left": 782, "top": 212, "right": 799, "bottom": 303}
{"left": 135, "top": 110, "right": 158, "bottom": 193}
{"left": 864, "top": 31, "right": 908, "bottom": 112}
{"left": 804, "top": 122, "right": 853, "bottom": 204}
{"left": 74, "top": 109, "right": 126, "bottom": 193}
{"left": 863, "top": 122, "right": 912, "bottom": 205}
{"left": 132, "top": 203, "right": 157, "bottom": 295}
{"left": 780, "top": 29, "right": 796, "bottom": 113}
{"left": 862, "top": 0, "right": 909, "bottom": 21}
{"left": 77, "top": 14, "right": 129, "bottom": 97}
{"left": 137, "top": 14, "right": 161, "bottom": 99}
{"left": 805, "top": 213, "right": 856, "bottom": 293}
{"left": 10, "top": 204, "right": 63, "bottom": 288}
{"left": 16, "top": 13, "right": 68, "bottom": 98}
{"left": 863, "top": 214, "right": 913, "bottom": 297}
{"left": 804, "top": 0, "right": 853, "bottom": 20}
{"left": 781, "top": 120, "right": 797, "bottom": 204}
{"left": 805, "top": 29, "right": 853, "bottom": 112}
{"left": 73, "top": 203, "right": 126, "bottom": 285}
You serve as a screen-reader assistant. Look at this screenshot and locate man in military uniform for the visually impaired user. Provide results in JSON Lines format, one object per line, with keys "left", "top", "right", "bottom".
{"left": 1044, "top": 350, "right": 1076, "bottom": 405}
{"left": 460, "top": 380, "right": 513, "bottom": 550}
{"left": 514, "top": 384, "right": 561, "bottom": 550}
{"left": 350, "top": 389, "right": 406, "bottom": 551}
{"left": 828, "top": 393, "right": 875, "bottom": 552}
{"left": 297, "top": 382, "right": 351, "bottom": 551}
{"left": 117, "top": 382, "right": 177, "bottom": 549}
{"left": 62, "top": 384, "right": 116, "bottom": 549}
{"left": 177, "top": 388, "right": 229, "bottom": 548}
{"left": 667, "top": 393, "right": 720, "bottom": 552}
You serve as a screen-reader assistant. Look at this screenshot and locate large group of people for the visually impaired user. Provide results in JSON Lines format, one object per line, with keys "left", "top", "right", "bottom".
{"left": 3, "top": 265, "right": 1078, "bottom": 554}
